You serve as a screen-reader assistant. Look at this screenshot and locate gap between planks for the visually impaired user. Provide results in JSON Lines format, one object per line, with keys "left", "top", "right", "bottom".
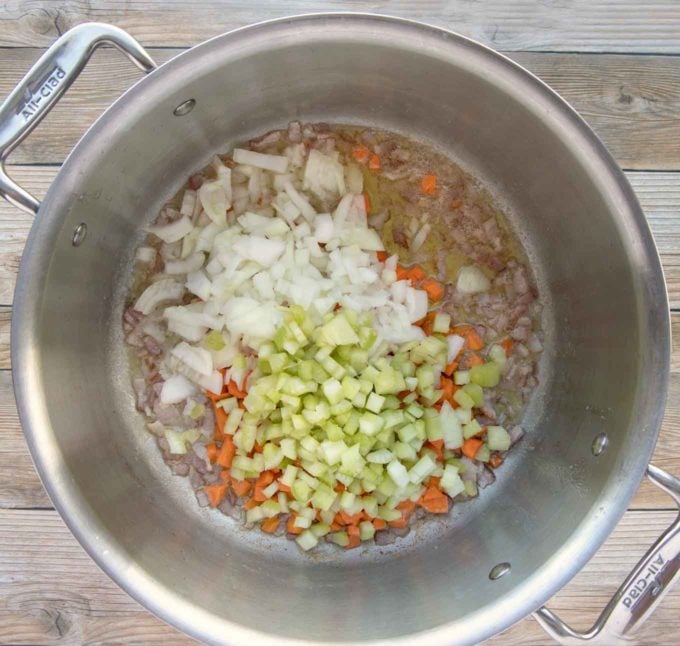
{"left": 0, "top": 49, "right": 679, "bottom": 169}
{"left": 1, "top": 0, "right": 680, "bottom": 53}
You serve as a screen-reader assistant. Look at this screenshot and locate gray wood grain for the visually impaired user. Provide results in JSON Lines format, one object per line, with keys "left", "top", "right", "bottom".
{"left": 2, "top": 1, "right": 680, "bottom": 53}
{"left": 1, "top": 49, "right": 679, "bottom": 168}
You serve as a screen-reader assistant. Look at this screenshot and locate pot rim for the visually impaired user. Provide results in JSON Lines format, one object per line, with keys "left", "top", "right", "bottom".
{"left": 10, "top": 12, "right": 671, "bottom": 645}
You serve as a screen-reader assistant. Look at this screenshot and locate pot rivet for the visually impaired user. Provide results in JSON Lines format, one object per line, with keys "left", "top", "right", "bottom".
{"left": 489, "top": 562, "right": 511, "bottom": 581}
{"left": 72, "top": 222, "right": 87, "bottom": 247}
{"left": 173, "top": 99, "right": 196, "bottom": 116}
{"left": 650, "top": 581, "right": 662, "bottom": 597}
{"left": 591, "top": 432, "right": 608, "bottom": 457}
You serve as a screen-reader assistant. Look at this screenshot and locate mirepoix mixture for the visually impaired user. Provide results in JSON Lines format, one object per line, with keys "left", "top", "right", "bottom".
{"left": 123, "top": 122, "right": 542, "bottom": 551}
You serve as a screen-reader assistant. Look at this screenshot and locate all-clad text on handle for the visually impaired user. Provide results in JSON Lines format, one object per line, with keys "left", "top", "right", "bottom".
{"left": 533, "top": 464, "right": 680, "bottom": 645}
{"left": 0, "top": 22, "right": 156, "bottom": 214}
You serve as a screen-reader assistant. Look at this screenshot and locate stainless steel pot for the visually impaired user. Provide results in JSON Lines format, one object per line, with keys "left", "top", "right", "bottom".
{"left": 2, "top": 14, "right": 679, "bottom": 645}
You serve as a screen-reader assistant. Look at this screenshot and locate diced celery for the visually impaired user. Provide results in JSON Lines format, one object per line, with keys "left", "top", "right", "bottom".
{"left": 397, "top": 423, "right": 418, "bottom": 444}
{"left": 387, "top": 460, "right": 410, "bottom": 488}
{"left": 325, "top": 422, "right": 345, "bottom": 441}
{"left": 359, "top": 520, "right": 376, "bottom": 541}
{"left": 377, "top": 507, "right": 402, "bottom": 522}
{"left": 311, "top": 522, "right": 331, "bottom": 537}
{"left": 374, "top": 367, "right": 406, "bottom": 395}
{"left": 487, "top": 425, "right": 511, "bottom": 451}
{"left": 406, "top": 403, "right": 424, "bottom": 419}
{"left": 352, "top": 391, "right": 367, "bottom": 408}
{"left": 311, "top": 484, "right": 336, "bottom": 511}
{"left": 359, "top": 411, "right": 385, "bottom": 436}
{"left": 296, "top": 529, "right": 319, "bottom": 551}
{"left": 322, "top": 378, "right": 344, "bottom": 405}
{"left": 408, "top": 454, "right": 437, "bottom": 484}
{"left": 394, "top": 441, "right": 417, "bottom": 461}
{"left": 319, "top": 314, "right": 360, "bottom": 346}
{"left": 246, "top": 506, "right": 264, "bottom": 523}
{"left": 464, "top": 479, "right": 478, "bottom": 497}
{"left": 328, "top": 531, "right": 350, "bottom": 547}
{"left": 262, "top": 481, "right": 279, "bottom": 499}
{"left": 455, "top": 407, "right": 473, "bottom": 424}
{"left": 340, "top": 443, "right": 365, "bottom": 477}
{"left": 488, "top": 344, "right": 507, "bottom": 368}
{"left": 440, "top": 464, "right": 465, "bottom": 498}
{"left": 224, "top": 408, "right": 244, "bottom": 435}
{"left": 415, "top": 365, "right": 435, "bottom": 391}
{"left": 367, "top": 448, "right": 394, "bottom": 464}
{"left": 425, "top": 413, "right": 444, "bottom": 441}
{"left": 365, "top": 392, "right": 385, "bottom": 414}
{"left": 263, "top": 443, "right": 284, "bottom": 469}
{"left": 402, "top": 391, "right": 418, "bottom": 404}
{"left": 462, "top": 383, "right": 484, "bottom": 407}
{"left": 433, "top": 312, "right": 451, "bottom": 334}
{"left": 280, "top": 438, "right": 297, "bottom": 460}
{"left": 358, "top": 378, "right": 374, "bottom": 395}
{"left": 278, "top": 492, "right": 289, "bottom": 513}
{"left": 302, "top": 460, "right": 327, "bottom": 477}
{"left": 281, "top": 464, "right": 299, "bottom": 487}
{"left": 189, "top": 403, "right": 205, "bottom": 419}
{"left": 292, "top": 480, "right": 311, "bottom": 502}
{"left": 453, "top": 389, "right": 475, "bottom": 410}
{"left": 339, "top": 490, "right": 356, "bottom": 510}
{"left": 454, "top": 370, "right": 470, "bottom": 385}
{"left": 320, "top": 440, "right": 348, "bottom": 465}
{"left": 476, "top": 444, "right": 491, "bottom": 462}
{"left": 341, "top": 376, "right": 361, "bottom": 400}
{"left": 463, "top": 419, "right": 482, "bottom": 439}
{"left": 469, "top": 362, "right": 501, "bottom": 388}
{"left": 440, "top": 402, "right": 463, "bottom": 449}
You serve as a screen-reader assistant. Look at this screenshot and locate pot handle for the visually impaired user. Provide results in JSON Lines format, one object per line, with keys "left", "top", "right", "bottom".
{"left": 0, "top": 22, "right": 156, "bottom": 214}
{"left": 534, "top": 464, "right": 680, "bottom": 644}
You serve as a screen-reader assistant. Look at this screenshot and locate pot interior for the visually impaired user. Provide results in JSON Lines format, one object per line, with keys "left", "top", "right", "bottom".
{"left": 15, "top": 15, "right": 668, "bottom": 645}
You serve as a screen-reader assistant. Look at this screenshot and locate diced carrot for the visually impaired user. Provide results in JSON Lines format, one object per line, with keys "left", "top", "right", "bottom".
{"left": 368, "top": 153, "right": 381, "bottom": 170}
{"left": 243, "top": 497, "right": 259, "bottom": 510}
{"left": 450, "top": 198, "right": 463, "bottom": 210}
{"left": 372, "top": 518, "right": 387, "bottom": 530}
{"left": 256, "top": 471, "right": 276, "bottom": 487}
{"left": 450, "top": 325, "right": 473, "bottom": 337}
{"left": 252, "top": 486, "right": 267, "bottom": 502}
{"left": 352, "top": 145, "right": 370, "bottom": 163}
{"left": 214, "top": 405, "right": 228, "bottom": 439}
{"left": 390, "top": 499, "right": 416, "bottom": 527}
{"left": 489, "top": 452, "right": 504, "bottom": 469}
{"left": 339, "top": 511, "right": 363, "bottom": 526}
{"left": 376, "top": 250, "right": 388, "bottom": 263}
{"left": 407, "top": 265, "right": 427, "bottom": 282}
{"left": 204, "top": 483, "right": 229, "bottom": 507}
{"left": 287, "top": 514, "right": 303, "bottom": 534}
{"left": 466, "top": 328, "right": 485, "bottom": 351}
{"left": 364, "top": 194, "right": 371, "bottom": 214}
{"left": 205, "top": 390, "right": 228, "bottom": 402}
{"left": 227, "top": 379, "right": 247, "bottom": 399}
{"left": 440, "top": 376, "right": 455, "bottom": 402}
{"left": 467, "top": 352, "right": 485, "bottom": 368}
{"left": 422, "top": 278, "right": 444, "bottom": 302}
{"left": 205, "top": 442, "right": 218, "bottom": 463}
{"left": 443, "top": 359, "right": 459, "bottom": 376}
{"left": 419, "top": 494, "right": 449, "bottom": 514}
{"left": 333, "top": 482, "right": 345, "bottom": 493}
{"left": 346, "top": 535, "right": 362, "bottom": 549}
{"left": 420, "top": 484, "right": 443, "bottom": 503}
{"left": 330, "top": 522, "right": 342, "bottom": 531}
{"left": 417, "top": 311, "right": 436, "bottom": 335}
{"left": 278, "top": 482, "right": 292, "bottom": 494}
{"left": 347, "top": 525, "right": 360, "bottom": 538}
{"left": 420, "top": 174, "right": 437, "bottom": 194}
{"left": 260, "top": 517, "right": 279, "bottom": 534}
{"left": 428, "top": 476, "right": 441, "bottom": 488}
{"left": 216, "top": 436, "right": 236, "bottom": 468}
{"left": 462, "top": 437, "right": 484, "bottom": 459}
{"left": 425, "top": 439, "right": 444, "bottom": 461}
{"left": 219, "top": 470, "right": 231, "bottom": 483}
{"left": 334, "top": 512, "right": 346, "bottom": 526}
{"left": 500, "top": 337, "right": 514, "bottom": 355}
{"left": 231, "top": 479, "right": 252, "bottom": 497}
{"left": 396, "top": 264, "right": 409, "bottom": 281}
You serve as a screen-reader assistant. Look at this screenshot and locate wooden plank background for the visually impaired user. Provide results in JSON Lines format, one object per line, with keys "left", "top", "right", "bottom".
{"left": 0, "top": 2, "right": 679, "bottom": 644}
